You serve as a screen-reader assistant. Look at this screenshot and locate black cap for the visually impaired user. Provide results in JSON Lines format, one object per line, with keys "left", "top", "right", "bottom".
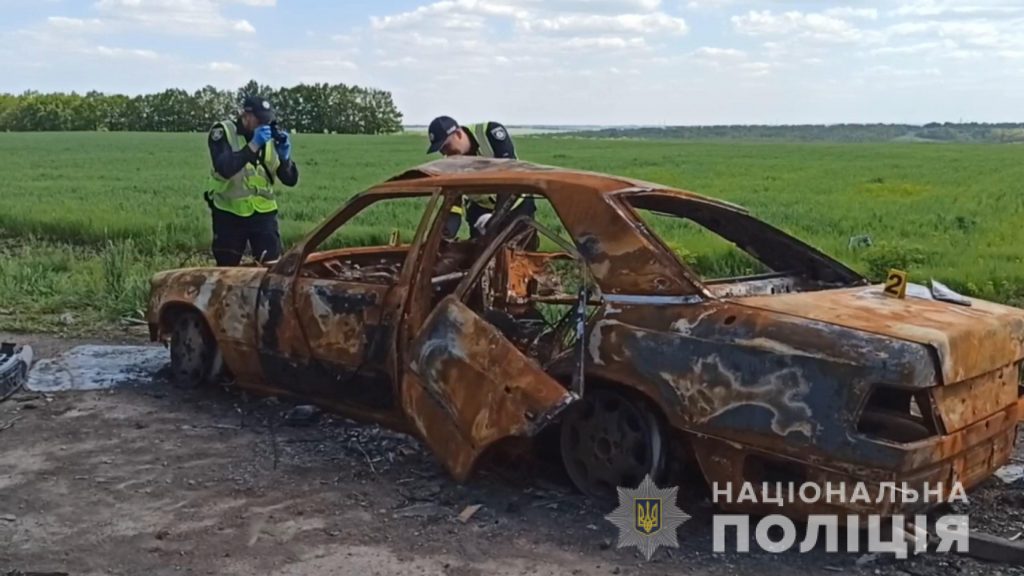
{"left": 242, "top": 94, "right": 276, "bottom": 123}
{"left": 427, "top": 115, "right": 460, "bottom": 153}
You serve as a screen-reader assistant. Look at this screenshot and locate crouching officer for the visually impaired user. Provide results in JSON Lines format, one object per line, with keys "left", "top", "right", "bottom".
{"left": 205, "top": 95, "right": 298, "bottom": 266}
{"left": 426, "top": 115, "right": 536, "bottom": 242}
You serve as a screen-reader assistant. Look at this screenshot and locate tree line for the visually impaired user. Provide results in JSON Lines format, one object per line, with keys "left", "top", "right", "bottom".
{"left": 0, "top": 80, "right": 404, "bottom": 134}
{"left": 562, "top": 122, "right": 1024, "bottom": 143}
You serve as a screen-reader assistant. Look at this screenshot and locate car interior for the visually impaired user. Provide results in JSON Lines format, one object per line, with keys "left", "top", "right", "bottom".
{"left": 296, "top": 191, "right": 594, "bottom": 368}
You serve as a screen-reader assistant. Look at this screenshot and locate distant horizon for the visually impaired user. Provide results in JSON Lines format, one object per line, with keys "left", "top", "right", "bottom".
{"left": 402, "top": 121, "right": 1024, "bottom": 129}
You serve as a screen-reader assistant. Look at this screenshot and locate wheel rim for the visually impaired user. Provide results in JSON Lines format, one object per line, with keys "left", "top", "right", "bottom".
{"left": 171, "top": 315, "right": 209, "bottom": 385}
{"left": 560, "top": 388, "right": 665, "bottom": 500}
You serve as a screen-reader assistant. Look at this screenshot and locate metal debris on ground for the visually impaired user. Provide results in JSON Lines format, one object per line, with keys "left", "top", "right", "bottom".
{"left": 393, "top": 503, "right": 448, "bottom": 519}
{"left": 284, "top": 405, "right": 321, "bottom": 426}
{"left": 0, "top": 416, "right": 22, "bottom": 433}
{"left": 0, "top": 343, "right": 32, "bottom": 402}
{"left": 854, "top": 553, "right": 879, "bottom": 567}
{"left": 994, "top": 464, "right": 1024, "bottom": 485}
{"left": 457, "top": 504, "right": 482, "bottom": 523}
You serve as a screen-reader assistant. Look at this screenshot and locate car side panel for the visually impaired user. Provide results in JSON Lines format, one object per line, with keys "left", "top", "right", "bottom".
{"left": 148, "top": 268, "right": 266, "bottom": 385}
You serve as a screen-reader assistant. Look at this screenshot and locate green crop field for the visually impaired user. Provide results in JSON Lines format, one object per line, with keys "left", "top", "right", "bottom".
{"left": 2, "top": 131, "right": 1023, "bottom": 333}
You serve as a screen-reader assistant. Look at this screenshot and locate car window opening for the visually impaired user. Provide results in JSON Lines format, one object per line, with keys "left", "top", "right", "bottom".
{"left": 621, "top": 193, "right": 865, "bottom": 298}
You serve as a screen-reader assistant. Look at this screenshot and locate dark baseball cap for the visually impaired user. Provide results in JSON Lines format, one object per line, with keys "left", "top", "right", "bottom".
{"left": 426, "top": 115, "right": 460, "bottom": 153}
{"left": 242, "top": 94, "right": 276, "bottom": 123}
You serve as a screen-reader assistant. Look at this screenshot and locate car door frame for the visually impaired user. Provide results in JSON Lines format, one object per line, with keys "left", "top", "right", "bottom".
{"left": 396, "top": 197, "right": 587, "bottom": 480}
{"left": 255, "top": 186, "right": 444, "bottom": 426}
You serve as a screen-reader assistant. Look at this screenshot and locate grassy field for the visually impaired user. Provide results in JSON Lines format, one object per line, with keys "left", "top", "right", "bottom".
{"left": 2, "top": 132, "right": 1023, "bottom": 332}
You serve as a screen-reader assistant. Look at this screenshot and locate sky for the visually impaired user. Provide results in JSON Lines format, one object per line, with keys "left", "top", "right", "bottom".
{"left": 3, "top": 0, "right": 1024, "bottom": 125}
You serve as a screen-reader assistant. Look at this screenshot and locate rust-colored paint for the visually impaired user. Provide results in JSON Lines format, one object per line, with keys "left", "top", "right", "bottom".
{"left": 147, "top": 156, "right": 1024, "bottom": 519}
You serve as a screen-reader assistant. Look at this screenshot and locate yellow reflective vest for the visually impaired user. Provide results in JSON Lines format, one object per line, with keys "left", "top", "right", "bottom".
{"left": 208, "top": 120, "right": 280, "bottom": 217}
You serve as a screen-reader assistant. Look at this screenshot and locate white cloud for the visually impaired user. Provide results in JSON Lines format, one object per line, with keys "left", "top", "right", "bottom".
{"left": 885, "top": 19, "right": 1023, "bottom": 49}
{"left": 206, "top": 61, "right": 241, "bottom": 71}
{"left": 92, "top": 0, "right": 262, "bottom": 37}
{"left": 531, "top": 0, "right": 662, "bottom": 11}
{"left": 732, "top": 10, "right": 871, "bottom": 43}
{"left": 823, "top": 7, "right": 878, "bottom": 20}
{"left": 92, "top": 45, "right": 160, "bottom": 59}
{"left": 370, "top": 0, "right": 527, "bottom": 30}
{"left": 518, "top": 12, "right": 687, "bottom": 35}
{"left": 890, "top": 0, "right": 1024, "bottom": 17}
{"left": 685, "top": 0, "right": 737, "bottom": 9}
{"left": 562, "top": 36, "right": 648, "bottom": 49}
{"left": 46, "top": 17, "right": 106, "bottom": 31}
{"left": 693, "top": 46, "right": 746, "bottom": 59}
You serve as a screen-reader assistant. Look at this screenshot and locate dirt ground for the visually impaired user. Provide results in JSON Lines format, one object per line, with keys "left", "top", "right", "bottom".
{"left": 2, "top": 332, "right": 1023, "bottom": 576}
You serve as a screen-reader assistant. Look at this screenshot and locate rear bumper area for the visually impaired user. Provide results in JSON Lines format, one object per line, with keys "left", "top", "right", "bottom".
{"left": 693, "top": 400, "right": 1022, "bottom": 520}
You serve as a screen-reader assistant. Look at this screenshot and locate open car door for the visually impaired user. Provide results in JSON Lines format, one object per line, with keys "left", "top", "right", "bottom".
{"left": 401, "top": 217, "right": 583, "bottom": 481}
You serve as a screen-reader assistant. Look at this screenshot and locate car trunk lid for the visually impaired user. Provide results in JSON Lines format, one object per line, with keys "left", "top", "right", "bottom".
{"left": 734, "top": 285, "right": 1024, "bottom": 384}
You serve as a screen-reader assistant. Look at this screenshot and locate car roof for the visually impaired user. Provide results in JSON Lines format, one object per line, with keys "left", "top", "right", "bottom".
{"left": 374, "top": 156, "right": 748, "bottom": 214}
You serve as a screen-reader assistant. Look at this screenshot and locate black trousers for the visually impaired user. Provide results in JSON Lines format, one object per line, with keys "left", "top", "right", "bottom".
{"left": 210, "top": 207, "right": 282, "bottom": 266}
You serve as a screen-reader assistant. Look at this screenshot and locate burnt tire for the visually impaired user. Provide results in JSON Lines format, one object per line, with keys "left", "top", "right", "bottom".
{"left": 169, "top": 311, "right": 218, "bottom": 388}
{"left": 559, "top": 387, "right": 668, "bottom": 502}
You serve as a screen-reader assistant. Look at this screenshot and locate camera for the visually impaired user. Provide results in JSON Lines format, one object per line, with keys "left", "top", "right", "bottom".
{"left": 269, "top": 120, "right": 287, "bottom": 145}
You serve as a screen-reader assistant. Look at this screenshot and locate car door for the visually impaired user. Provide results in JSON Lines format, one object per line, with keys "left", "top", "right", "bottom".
{"left": 256, "top": 187, "right": 444, "bottom": 414}
{"left": 400, "top": 216, "right": 581, "bottom": 481}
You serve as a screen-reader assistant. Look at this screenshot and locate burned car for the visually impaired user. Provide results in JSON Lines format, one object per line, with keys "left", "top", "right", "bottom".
{"left": 147, "top": 156, "right": 1024, "bottom": 518}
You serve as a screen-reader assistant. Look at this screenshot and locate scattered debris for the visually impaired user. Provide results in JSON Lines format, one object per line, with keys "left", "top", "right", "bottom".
{"left": 930, "top": 278, "right": 972, "bottom": 306}
{"left": 957, "top": 531, "right": 1024, "bottom": 564}
{"left": 27, "top": 345, "right": 167, "bottom": 392}
{"left": 0, "top": 416, "right": 22, "bottom": 433}
{"left": 0, "top": 343, "right": 33, "bottom": 402}
{"left": 995, "top": 464, "right": 1024, "bottom": 485}
{"left": 1010, "top": 532, "right": 1022, "bottom": 542}
{"left": 823, "top": 567, "right": 843, "bottom": 573}
{"left": 58, "top": 312, "right": 76, "bottom": 326}
{"left": 848, "top": 235, "right": 873, "bottom": 249}
{"left": 457, "top": 504, "right": 482, "bottom": 524}
{"left": 0, "top": 514, "right": 17, "bottom": 522}
{"left": 393, "top": 503, "right": 447, "bottom": 520}
{"left": 284, "top": 405, "right": 321, "bottom": 427}
{"left": 854, "top": 553, "right": 879, "bottom": 567}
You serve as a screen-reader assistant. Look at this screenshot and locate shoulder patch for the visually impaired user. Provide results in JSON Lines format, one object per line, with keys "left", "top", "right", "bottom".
{"left": 490, "top": 125, "right": 508, "bottom": 141}
{"left": 210, "top": 126, "right": 224, "bottom": 141}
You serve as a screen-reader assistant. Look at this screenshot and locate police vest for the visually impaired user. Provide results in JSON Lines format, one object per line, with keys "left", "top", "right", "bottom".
{"left": 208, "top": 120, "right": 279, "bottom": 217}
{"left": 456, "top": 123, "right": 524, "bottom": 214}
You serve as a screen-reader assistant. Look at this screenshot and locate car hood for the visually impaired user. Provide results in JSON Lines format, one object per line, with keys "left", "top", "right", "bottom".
{"left": 734, "top": 285, "right": 1024, "bottom": 384}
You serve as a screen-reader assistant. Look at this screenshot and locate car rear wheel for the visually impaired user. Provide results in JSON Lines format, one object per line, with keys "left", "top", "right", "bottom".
{"left": 169, "top": 311, "right": 218, "bottom": 388}
{"left": 559, "top": 387, "right": 667, "bottom": 501}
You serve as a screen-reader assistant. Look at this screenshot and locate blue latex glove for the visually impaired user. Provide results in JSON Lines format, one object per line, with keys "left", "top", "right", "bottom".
{"left": 250, "top": 125, "right": 272, "bottom": 148}
{"left": 274, "top": 129, "right": 292, "bottom": 161}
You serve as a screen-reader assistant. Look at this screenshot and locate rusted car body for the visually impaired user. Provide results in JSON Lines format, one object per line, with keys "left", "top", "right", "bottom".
{"left": 147, "top": 156, "right": 1024, "bottom": 519}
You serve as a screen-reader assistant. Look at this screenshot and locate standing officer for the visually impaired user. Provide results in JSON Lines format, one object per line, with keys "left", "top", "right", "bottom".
{"left": 205, "top": 95, "right": 298, "bottom": 266}
{"left": 426, "top": 115, "right": 536, "bottom": 241}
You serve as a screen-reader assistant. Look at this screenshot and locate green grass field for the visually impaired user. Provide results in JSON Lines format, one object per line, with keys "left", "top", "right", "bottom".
{"left": 2, "top": 132, "right": 1023, "bottom": 332}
